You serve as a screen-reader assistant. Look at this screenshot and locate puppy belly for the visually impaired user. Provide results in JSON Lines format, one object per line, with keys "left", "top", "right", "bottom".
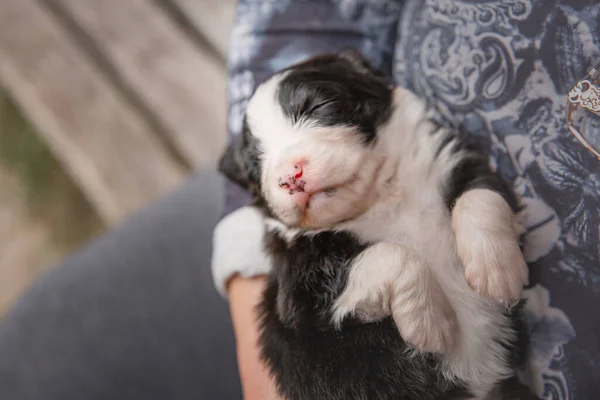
{"left": 346, "top": 209, "right": 516, "bottom": 398}
{"left": 414, "top": 217, "right": 515, "bottom": 398}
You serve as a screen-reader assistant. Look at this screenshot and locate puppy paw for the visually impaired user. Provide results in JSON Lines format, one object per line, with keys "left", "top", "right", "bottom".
{"left": 461, "top": 238, "right": 528, "bottom": 305}
{"left": 452, "top": 189, "right": 529, "bottom": 305}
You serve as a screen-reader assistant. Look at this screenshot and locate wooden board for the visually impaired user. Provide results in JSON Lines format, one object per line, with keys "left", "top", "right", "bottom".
{"left": 50, "top": 0, "right": 228, "bottom": 169}
{"left": 0, "top": 0, "right": 186, "bottom": 224}
{"left": 169, "top": 0, "right": 236, "bottom": 60}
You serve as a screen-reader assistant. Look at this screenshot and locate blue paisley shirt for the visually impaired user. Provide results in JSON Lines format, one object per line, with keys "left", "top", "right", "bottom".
{"left": 225, "top": 1, "right": 600, "bottom": 398}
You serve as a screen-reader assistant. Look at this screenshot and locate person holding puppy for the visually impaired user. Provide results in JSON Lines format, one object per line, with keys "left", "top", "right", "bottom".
{"left": 1, "top": 1, "right": 598, "bottom": 399}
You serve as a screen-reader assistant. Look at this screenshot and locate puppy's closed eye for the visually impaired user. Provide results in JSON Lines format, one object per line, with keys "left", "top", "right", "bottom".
{"left": 307, "top": 99, "right": 342, "bottom": 118}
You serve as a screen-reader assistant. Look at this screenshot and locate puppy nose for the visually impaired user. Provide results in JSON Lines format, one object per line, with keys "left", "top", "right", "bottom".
{"left": 278, "top": 164, "right": 304, "bottom": 192}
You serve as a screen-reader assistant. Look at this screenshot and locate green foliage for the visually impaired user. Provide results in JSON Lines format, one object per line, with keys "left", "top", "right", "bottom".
{"left": 0, "top": 91, "right": 58, "bottom": 204}
{"left": 0, "top": 90, "right": 103, "bottom": 248}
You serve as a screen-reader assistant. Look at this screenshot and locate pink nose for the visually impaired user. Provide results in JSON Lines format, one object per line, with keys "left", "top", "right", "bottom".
{"left": 278, "top": 164, "right": 305, "bottom": 192}
{"left": 277, "top": 164, "right": 310, "bottom": 211}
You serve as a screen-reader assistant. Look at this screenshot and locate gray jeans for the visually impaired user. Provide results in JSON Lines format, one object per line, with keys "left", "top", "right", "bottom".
{"left": 0, "top": 171, "right": 242, "bottom": 400}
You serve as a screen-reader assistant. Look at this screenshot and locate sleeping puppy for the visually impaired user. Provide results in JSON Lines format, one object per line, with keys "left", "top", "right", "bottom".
{"left": 219, "top": 51, "right": 530, "bottom": 400}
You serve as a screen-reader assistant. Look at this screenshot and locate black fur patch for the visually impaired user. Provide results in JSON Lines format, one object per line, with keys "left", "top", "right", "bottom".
{"left": 218, "top": 118, "right": 263, "bottom": 199}
{"left": 442, "top": 136, "right": 520, "bottom": 212}
{"left": 259, "top": 230, "right": 470, "bottom": 400}
{"left": 277, "top": 51, "right": 393, "bottom": 143}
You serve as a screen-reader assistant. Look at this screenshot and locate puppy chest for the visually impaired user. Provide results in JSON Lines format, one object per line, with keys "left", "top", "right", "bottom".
{"left": 358, "top": 202, "right": 460, "bottom": 267}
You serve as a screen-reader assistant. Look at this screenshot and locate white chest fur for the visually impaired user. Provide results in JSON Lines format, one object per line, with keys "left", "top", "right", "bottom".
{"left": 335, "top": 90, "right": 516, "bottom": 398}
{"left": 343, "top": 196, "right": 514, "bottom": 398}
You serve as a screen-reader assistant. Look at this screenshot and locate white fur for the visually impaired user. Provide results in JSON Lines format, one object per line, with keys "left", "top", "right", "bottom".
{"left": 452, "top": 189, "right": 529, "bottom": 304}
{"left": 247, "top": 81, "right": 521, "bottom": 398}
{"left": 334, "top": 90, "right": 517, "bottom": 398}
{"left": 332, "top": 242, "right": 458, "bottom": 354}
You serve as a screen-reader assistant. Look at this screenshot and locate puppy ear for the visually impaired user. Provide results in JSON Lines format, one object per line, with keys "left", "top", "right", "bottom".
{"left": 338, "top": 49, "right": 370, "bottom": 70}
{"left": 218, "top": 121, "right": 263, "bottom": 195}
{"left": 338, "top": 48, "right": 386, "bottom": 78}
{"left": 218, "top": 134, "right": 249, "bottom": 190}
{"left": 338, "top": 48, "right": 391, "bottom": 84}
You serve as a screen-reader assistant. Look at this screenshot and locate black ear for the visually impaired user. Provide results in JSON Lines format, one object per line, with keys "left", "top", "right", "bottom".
{"left": 338, "top": 48, "right": 387, "bottom": 78}
{"left": 218, "top": 134, "right": 248, "bottom": 189}
{"left": 218, "top": 120, "right": 263, "bottom": 196}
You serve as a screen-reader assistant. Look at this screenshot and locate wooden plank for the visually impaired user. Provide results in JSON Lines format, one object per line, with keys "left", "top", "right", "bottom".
{"left": 0, "top": 0, "right": 186, "bottom": 224}
{"left": 50, "top": 0, "right": 228, "bottom": 169}
{"left": 168, "top": 0, "right": 236, "bottom": 60}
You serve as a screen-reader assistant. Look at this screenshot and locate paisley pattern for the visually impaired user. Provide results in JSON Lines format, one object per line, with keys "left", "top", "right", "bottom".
{"left": 226, "top": 1, "right": 600, "bottom": 397}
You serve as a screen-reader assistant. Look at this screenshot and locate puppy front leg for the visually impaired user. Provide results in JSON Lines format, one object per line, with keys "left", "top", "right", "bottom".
{"left": 332, "top": 242, "right": 458, "bottom": 353}
{"left": 452, "top": 188, "right": 528, "bottom": 304}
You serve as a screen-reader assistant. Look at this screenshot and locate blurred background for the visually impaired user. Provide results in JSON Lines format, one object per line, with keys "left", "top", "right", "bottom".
{"left": 0, "top": 0, "right": 234, "bottom": 316}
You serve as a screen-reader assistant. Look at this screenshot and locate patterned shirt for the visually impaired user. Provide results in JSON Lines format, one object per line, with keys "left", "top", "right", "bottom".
{"left": 226, "top": 1, "right": 600, "bottom": 397}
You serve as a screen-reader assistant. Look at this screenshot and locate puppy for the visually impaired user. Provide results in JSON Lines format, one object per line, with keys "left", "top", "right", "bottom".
{"left": 219, "top": 51, "right": 530, "bottom": 400}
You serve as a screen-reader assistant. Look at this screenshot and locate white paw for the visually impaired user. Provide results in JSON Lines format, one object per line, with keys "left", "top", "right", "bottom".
{"left": 461, "top": 238, "right": 528, "bottom": 305}
{"left": 452, "top": 189, "right": 529, "bottom": 305}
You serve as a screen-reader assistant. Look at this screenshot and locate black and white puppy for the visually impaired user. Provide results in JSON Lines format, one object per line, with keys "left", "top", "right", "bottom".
{"left": 219, "top": 51, "right": 531, "bottom": 400}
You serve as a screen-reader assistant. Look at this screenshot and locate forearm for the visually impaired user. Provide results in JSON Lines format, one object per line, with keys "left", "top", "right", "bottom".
{"left": 228, "top": 275, "right": 274, "bottom": 400}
